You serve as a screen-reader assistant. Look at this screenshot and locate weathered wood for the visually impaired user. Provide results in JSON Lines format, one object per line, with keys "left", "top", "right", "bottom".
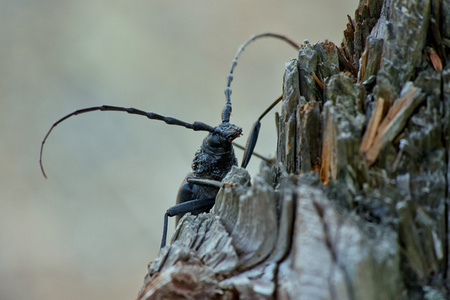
{"left": 137, "top": 166, "right": 296, "bottom": 299}
{"left": 359, "top": 97, "right": 387, "bottom": 153}
{"left": 277, "top": 184, "right": 401, "bottom": 300}
{"left": 363, "top": 83, "right": 426, "bottom": 165}
{"left": 137, "top": 0, "right": 449, "bottom": 298}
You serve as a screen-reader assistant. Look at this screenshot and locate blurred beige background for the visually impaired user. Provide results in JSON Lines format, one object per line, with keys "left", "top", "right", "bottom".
{"left": 1, "top": 0, "right": 355, "bottom": 299}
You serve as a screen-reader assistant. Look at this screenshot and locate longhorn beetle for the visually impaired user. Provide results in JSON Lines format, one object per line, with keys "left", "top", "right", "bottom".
{"left": 39, "top": 33, "right": 299, "bottom": 249}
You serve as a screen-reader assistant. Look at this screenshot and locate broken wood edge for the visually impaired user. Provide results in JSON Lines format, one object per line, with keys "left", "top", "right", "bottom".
{"left": 359, "top": 97, "right": 387, "bottom": 153}
{"left": 363, "top": 82, "right": 425, "bottom": 165}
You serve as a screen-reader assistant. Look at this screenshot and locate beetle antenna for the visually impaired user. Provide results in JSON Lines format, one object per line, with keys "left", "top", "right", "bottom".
{"left": 39, "top": 105, "right": 215, "bottom": 178}
{"left": 222, "top": 32, "right": 300, "bottom": 123}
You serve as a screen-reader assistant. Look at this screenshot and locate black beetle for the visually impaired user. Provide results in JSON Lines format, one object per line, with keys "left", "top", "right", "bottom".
{"left": 39, "top": 33, "right": 299, "bottom": 248}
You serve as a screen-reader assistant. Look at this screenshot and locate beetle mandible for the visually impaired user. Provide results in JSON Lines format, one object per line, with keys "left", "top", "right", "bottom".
{"left": 39, "top": 32, "right": 299, "bottom": 249}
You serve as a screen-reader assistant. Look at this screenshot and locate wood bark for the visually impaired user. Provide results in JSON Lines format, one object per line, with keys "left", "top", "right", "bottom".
{"left": 137, "top": 0, "right": 450, "bottom": 298}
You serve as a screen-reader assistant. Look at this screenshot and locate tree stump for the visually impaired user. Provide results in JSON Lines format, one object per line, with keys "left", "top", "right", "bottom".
{"left": 137, "top": 0, "right": 449, "bottom": 298}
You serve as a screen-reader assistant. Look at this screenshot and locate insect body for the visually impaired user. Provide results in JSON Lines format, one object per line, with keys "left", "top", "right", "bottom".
{"left": 39, "top": 33, "right": 299, "bottom": 249}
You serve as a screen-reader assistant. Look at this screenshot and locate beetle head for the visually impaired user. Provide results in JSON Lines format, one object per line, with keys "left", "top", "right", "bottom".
{"left": 202, "top": 122, "right": 242, "bottom": 154}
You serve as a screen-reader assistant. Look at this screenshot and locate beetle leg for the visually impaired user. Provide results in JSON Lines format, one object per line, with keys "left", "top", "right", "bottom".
{"left": 233, "top": 142, "right": 270, "bottom": 163}
{"left": 186, "top": 178, "right": 236, "bottom": 188}
{"left": 160, "top": 198, "right": 215, "bottom": 248}
{"left": 241, "top": 94, "right": 283, "bottom": 168}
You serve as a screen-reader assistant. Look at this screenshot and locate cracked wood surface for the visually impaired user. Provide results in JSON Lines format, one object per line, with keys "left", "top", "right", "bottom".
{"left": 137, "top": 0, "right": 449, "bottom": 298}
